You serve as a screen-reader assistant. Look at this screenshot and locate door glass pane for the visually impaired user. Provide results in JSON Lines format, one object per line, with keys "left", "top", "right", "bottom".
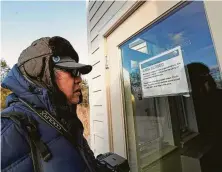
{"left": 120, "top": 1, "right": 222, "bottom": 172}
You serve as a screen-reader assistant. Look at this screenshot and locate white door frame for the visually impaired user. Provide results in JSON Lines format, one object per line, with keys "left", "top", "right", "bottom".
{"left": 103, "top": 0, "right": 222, "bottom": 162}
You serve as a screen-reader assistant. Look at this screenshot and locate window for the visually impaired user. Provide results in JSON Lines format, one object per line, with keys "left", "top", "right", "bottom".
{"left": 120, "top": 1, "right": 222, "bottom": 172}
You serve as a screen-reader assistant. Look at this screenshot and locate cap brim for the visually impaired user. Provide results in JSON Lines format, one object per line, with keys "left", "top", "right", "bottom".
{"left": 55, "top": 62, "right": 92, "bottom": 74}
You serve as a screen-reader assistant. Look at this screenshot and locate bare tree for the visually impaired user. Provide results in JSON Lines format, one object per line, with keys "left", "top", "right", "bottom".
{"left": 1, "top": 59, "right": 10, "bottom": 82}
{"left": 1, "top": 59, "right": 11, "bottom": 109}
{"left": 80, "top": 79, "right": 89, "bottom": 106}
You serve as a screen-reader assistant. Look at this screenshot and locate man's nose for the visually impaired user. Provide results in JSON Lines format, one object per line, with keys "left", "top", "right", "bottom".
{"left": 74, "top": 76, "right": 82, "bottom": 84}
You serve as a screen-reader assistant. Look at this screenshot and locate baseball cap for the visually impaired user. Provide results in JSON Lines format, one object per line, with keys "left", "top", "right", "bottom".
{"left": 52, "top": 56, "right": 92, "bottom": 74}
{"left": 18, "top": 36, "right": 92, "bottom": 75}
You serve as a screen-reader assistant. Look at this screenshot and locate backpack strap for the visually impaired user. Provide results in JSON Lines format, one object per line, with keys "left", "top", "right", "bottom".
{"left": 1, "top": 112, "right": 52, "bottom": 172}
{"left": 18, "top": 98, "right": 97, "bottom": 172}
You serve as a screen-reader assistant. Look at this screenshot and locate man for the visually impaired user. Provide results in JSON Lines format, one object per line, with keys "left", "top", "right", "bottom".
{"left": 186, "top": 63, "right": 222, "bottom": 171}
{"left": 186, "top": 63, "right": 222, "bottom": 136}
{"left": 1, "top": 36, "right": 96, "bottom": 172}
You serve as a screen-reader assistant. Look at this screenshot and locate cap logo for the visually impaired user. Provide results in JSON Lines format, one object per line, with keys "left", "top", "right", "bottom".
{"left": 52, "top": 56, "right": 60, "bottom": 63}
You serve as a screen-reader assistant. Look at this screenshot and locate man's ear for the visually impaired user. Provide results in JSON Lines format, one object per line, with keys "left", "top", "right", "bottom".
{"left": 54, "top": 69, "right": 66, "bottom": 80}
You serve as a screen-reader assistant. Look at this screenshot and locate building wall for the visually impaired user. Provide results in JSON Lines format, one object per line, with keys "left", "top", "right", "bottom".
{"left": 87, "top": 0, "right": 137, "bottom": 155}
{"left": 87, "top": 0, "right": 222, "bottom": 161}
{"left": 204, "top": 1, "right": 222, "bottom": 77}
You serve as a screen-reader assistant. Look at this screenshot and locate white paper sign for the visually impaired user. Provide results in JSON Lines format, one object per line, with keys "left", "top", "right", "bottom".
{"left": 139, "top": 46, "right": 189, "bottom": 98}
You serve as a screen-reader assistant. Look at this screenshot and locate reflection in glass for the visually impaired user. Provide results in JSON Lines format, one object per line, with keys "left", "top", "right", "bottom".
{"left": 120, "top": 1, "right": 222, "bottom": 172}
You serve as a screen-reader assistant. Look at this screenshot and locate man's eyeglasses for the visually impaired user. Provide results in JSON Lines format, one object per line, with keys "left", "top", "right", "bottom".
{"left": 56, "top": 68, "right": 81, "bottom": 78}
{"left": 70, "top": 69, "right": 81, "bottom": 78}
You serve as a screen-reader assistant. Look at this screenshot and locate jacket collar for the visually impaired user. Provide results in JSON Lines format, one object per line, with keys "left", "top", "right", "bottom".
{"left": 1, "top": 64, "right": 55, "bottom": 115}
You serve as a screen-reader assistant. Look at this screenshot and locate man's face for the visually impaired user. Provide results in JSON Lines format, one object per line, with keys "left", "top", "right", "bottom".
{"left": 55, "top": 69, "right": 82, "bottom": 104}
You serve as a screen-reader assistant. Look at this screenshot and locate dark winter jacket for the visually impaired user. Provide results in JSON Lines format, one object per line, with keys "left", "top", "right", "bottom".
{"left": 1, "top": 64, "right": 95, "bottom": 172}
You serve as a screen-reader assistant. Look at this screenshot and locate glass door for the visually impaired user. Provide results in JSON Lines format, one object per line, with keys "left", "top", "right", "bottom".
{"left": 120, "top": 1, "right": 222, "bottom": 172}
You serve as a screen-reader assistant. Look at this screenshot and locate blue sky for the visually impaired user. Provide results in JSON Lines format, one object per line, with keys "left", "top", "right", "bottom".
{"left": 121, "top": 1, "right": 219, "bottom": 72}
{"left": 1, "top": 1, "right": 88, "bottom": 68}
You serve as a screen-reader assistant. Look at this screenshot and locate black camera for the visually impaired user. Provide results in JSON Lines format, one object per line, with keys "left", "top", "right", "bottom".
{"left": 96, "top": 152, "right": 130, "bottom": 172}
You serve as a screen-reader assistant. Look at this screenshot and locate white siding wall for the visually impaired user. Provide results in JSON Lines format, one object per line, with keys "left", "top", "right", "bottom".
{"left": 87, "top": 0, "right": 136, "bottom": 155}
{"left": 204, "top": 1, "right": 222, "bottom": 73}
